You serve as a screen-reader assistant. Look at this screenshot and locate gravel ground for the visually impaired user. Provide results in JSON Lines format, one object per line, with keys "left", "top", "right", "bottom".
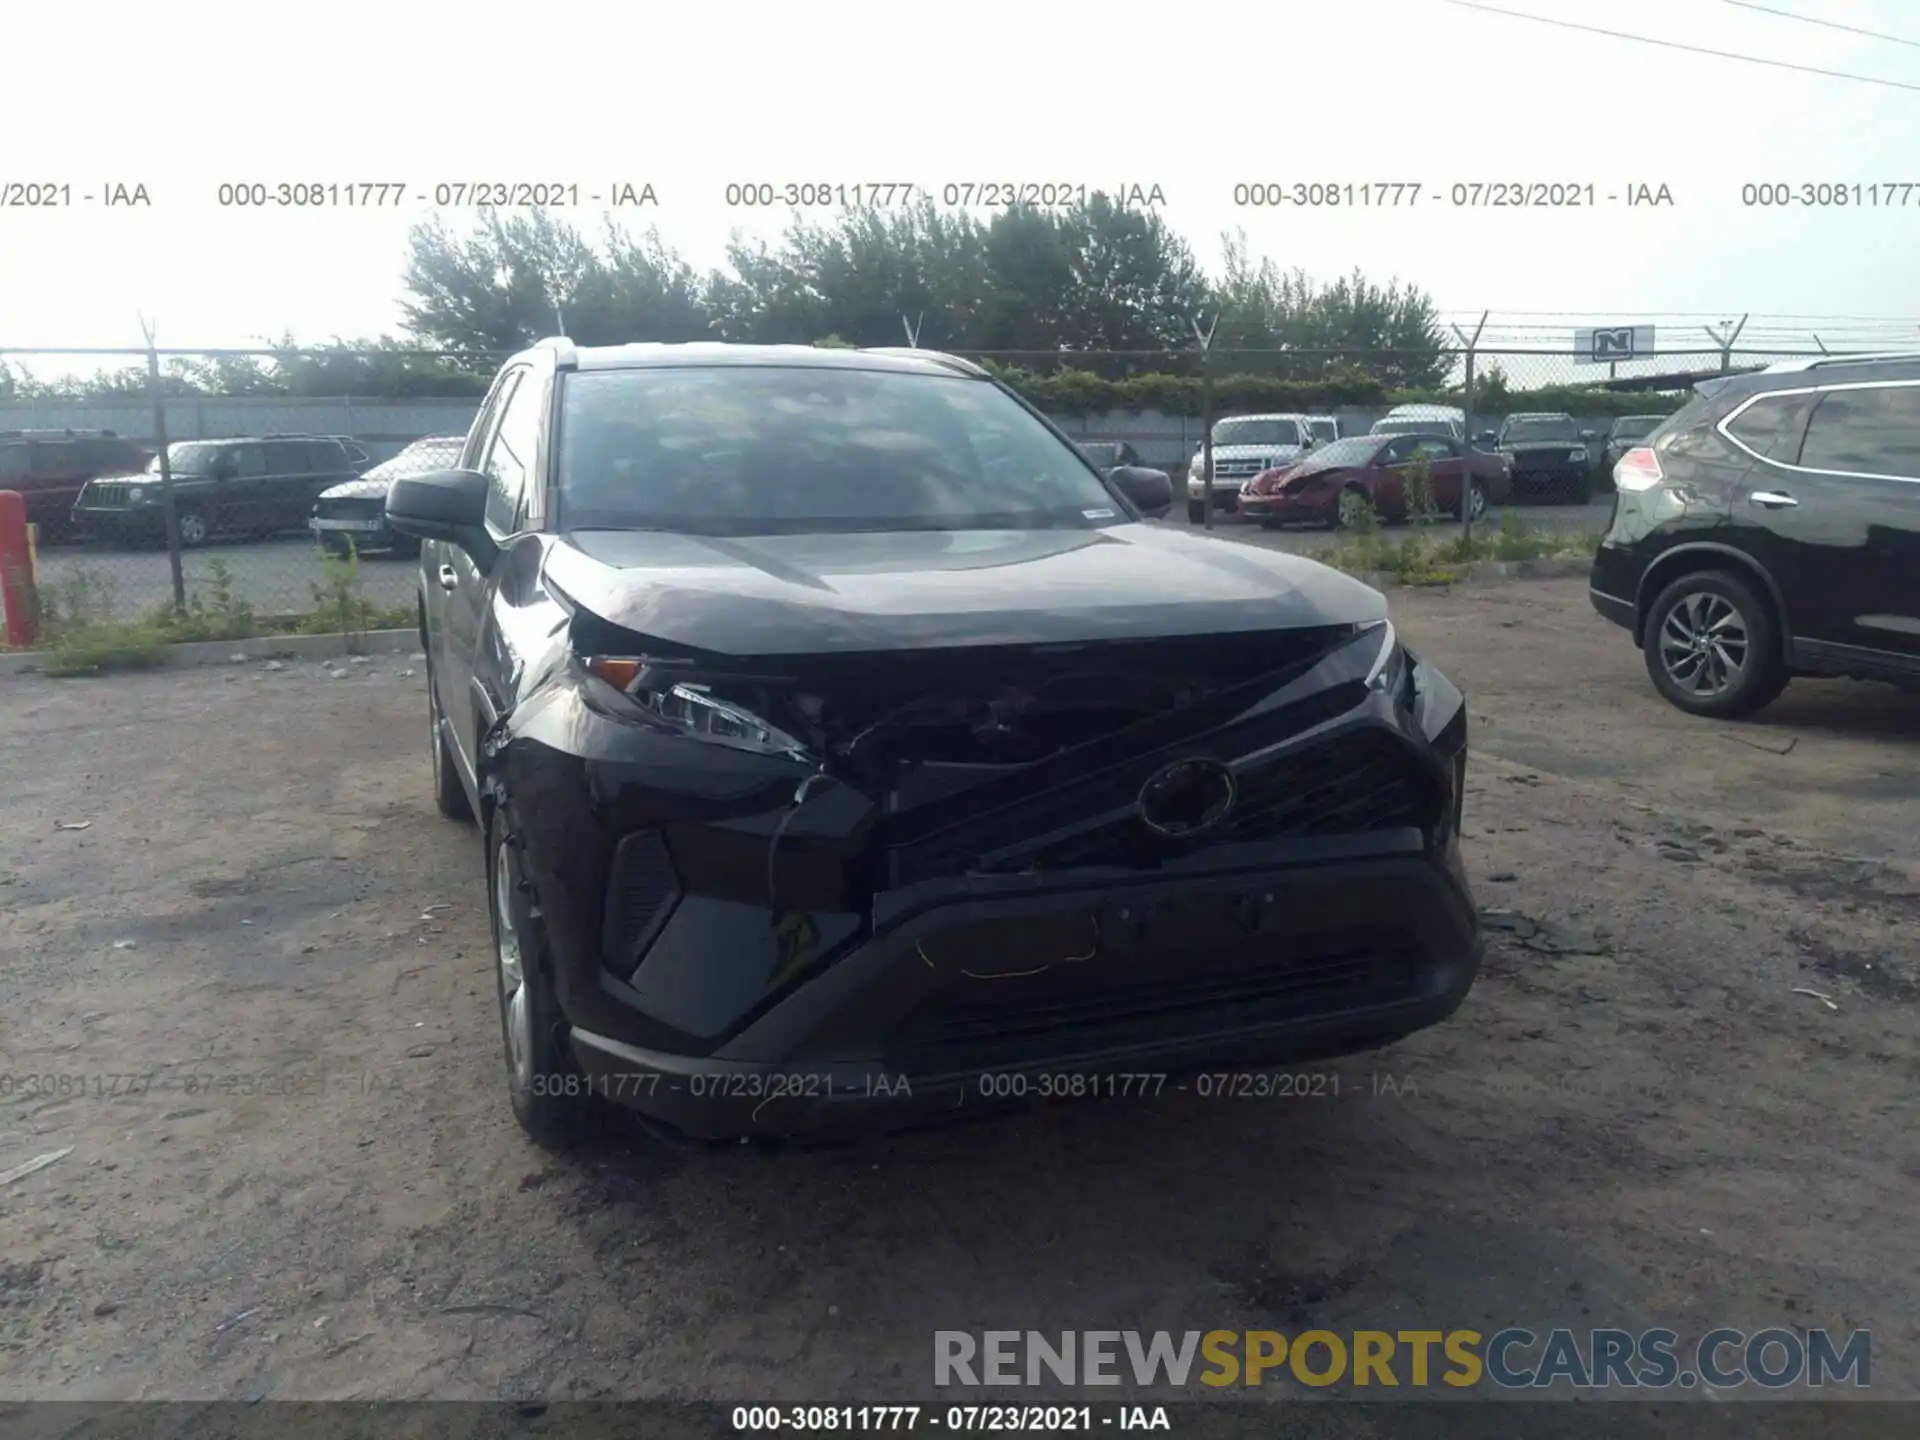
{"left": 1, "top": 577, "right": 1915, "bottom": 1429}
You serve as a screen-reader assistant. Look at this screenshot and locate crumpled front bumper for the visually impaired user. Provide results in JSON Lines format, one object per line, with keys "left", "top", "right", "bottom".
{"left": 495, "top": 632, "right": 1480, "bottom": 1139}
{"left": 566, "top": 845, "right": 1480, "bottom": 1138}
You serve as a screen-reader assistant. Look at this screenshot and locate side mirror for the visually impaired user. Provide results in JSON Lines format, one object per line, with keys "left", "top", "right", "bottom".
{"left": 1112, "top": 468, "right": 1173, "bottom": 519}
{"left": 387, "top": 468, "right": 496, "bottom": 565}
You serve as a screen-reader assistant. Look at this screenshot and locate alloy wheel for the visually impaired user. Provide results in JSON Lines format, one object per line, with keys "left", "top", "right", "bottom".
{"left": 1337, "top": 489, "right": 1370, "bottom": 529}
{"left": 1467, "top": 481, "right": 1487, "bottom": 521}
{"left": 494, "top": 838, "right": 532, "bottom": 1088}
{"left": 1658, "top": 591, "right": 1749, "bottom": 699}
{"left": 177, "top": 512, "right": 209, "bottom": 546}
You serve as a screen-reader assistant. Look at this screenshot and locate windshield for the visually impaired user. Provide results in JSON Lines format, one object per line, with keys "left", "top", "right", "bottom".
{"left": 1501, "top": 416, "right": 1578, "bottom": 443}
{"left": 1611, "top": 416, "right": 1662, "bottom": 440}
{"left": 556, "top": 366, "right": 1125, "bottom": 535}
{"left": 1371, "top": 418, "right": 1444, "bottom": 437}
{"left": 147, "top": 442, "right": 224, "bottom": 476}
{"left": 368, "top": 438, "right": 465, "bottom": 480}
{"left": 1298, "top": 435, "right": 1383, "bottom": 468}
{"left": 1212, "top": 417, "right": 1302, "bottom": 448}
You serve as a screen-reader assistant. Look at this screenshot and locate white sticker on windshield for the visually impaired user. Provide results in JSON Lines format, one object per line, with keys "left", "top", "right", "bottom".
{"left": 1083, "top": 507, "right": 1116, "bottom": 519}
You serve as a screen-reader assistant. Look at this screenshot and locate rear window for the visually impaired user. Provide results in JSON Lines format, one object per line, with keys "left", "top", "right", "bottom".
{"left": 1647, "top": 394, "right": 1716, "bottom": 448}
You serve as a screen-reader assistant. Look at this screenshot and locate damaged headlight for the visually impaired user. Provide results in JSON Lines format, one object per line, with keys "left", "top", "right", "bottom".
{"left": 577, "top": 655, "right": 810, "bottom": 759}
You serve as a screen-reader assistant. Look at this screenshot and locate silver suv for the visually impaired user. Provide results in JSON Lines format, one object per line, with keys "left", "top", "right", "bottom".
{"left": 1186, "top": 413, "right": 1314, "bottom": 522}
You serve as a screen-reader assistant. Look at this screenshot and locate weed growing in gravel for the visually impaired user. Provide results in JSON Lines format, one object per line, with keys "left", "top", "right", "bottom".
{"left": 40, "top": 623, "right": 170, "bottom": 676}
{"left": 308, "top": 541, "right": 384, "bottom": 647}
{"left": 1317, "top": 516, "right": 1601, "bottom": 582}
{"left": 26, "top": 549, "right": 413, "bottom": 675}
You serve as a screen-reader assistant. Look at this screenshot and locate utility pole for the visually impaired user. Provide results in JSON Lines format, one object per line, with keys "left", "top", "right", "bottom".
{"left": 1449, "top": 311, "right": 1489, "bottom": 544}
{"left": 1704, "top": 314, "right": 1749, "bottom": 373}
{"left": 138, "top": 313, "right": 186, "bottom": 614}
{"left": 902, "top": 313, "right": 924, "bottom": 348}
{"left": 1193, "top": 315, "right": 1219, "bottom": 530}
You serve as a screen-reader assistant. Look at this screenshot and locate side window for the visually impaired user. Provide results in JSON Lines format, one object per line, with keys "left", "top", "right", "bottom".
{"left": 226, "top": 445, "right": 268, "bottom": 478}
{"left": 483, "top": 371, "right": 543, "bottom": 533}
{"left": 1722, "top": 393, "right": 1814, "bottom": 464}
{"left": 1381, "top": 436, "right": 1417, "bottom": 464}
{"left": 1414, "top": 438, "right": 1456, "bottom": 462}
{"left": 1797, "top": 384, "right": 1920, "bottom": 480}
{"left": 462, "top": 374, "right": 518, "bottom": 472}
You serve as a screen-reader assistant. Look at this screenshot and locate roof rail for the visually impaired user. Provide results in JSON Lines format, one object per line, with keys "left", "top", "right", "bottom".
{"left": 530, "top": 335, "right": 578, "bottom": 369}
{"left": 1805, "top": 350, "right": 1920, "bottom": 369}
{"left": 859, "top": 346, "right": 991, "bottom": 378}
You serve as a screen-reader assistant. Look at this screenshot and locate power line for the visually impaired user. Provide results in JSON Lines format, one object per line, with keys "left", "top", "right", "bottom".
{"left": 1442, "top": 0, "right": 1920, "bottom": 91}
{"left": 1720, "top": 0, "right": 1920, "bottom": 50}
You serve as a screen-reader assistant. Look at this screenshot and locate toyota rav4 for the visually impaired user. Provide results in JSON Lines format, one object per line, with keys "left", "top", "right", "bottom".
{"left": 388, "top": 340, "right": 1483, "bottom": 1147}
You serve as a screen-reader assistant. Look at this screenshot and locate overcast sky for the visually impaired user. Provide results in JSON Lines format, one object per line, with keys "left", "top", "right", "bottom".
{"left": 5, "top": 0, "right": 1919, "bottom": 366}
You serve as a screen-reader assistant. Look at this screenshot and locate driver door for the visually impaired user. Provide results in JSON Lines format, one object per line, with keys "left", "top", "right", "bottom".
{"left": 1412, "top": 436, "right": 1466, "bottom": 514}
{"left": 1371, "top": 435, "right": 1419, "bottom": 517}
{"left": 444, "top": 365, "right": 542, "bottom": 772}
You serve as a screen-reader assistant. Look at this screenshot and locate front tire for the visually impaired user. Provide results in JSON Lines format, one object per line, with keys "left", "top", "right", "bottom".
{"left": 1642, "top": 570, "right": 1789, "bottom": 719}
{"left": 488, "top": 807, "right": 597, "bottom": 1148}
{"left": 175, "top": 509, "right": 210, "bottom": 548}
{"left": 1334, "top": 487, "right": 1372, "bottom": 530}
{"left": 1456, "top": 479, "right": 1487, "bottom": 523}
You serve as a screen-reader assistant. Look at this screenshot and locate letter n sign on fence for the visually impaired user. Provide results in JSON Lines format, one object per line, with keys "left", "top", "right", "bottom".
{"left": 1575, "top": 326, "right": 1656, "bottom": 364}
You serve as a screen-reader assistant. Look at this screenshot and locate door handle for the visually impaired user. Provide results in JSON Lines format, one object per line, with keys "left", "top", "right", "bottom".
{"left": 438, "top": 564, "right": 459, "bottom": 591}
{"left": 1750, "top": 491, "right": 1799, "bottom": 509}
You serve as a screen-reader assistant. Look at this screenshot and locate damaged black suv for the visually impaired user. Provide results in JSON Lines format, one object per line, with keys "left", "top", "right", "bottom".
{"left": 389, "top": 340, "right": 1481, "bottom": 1147}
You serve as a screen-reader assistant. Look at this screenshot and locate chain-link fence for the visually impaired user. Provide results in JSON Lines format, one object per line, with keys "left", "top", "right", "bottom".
{"left": 0, "top": 341, "right": 1835, "bottom": 638}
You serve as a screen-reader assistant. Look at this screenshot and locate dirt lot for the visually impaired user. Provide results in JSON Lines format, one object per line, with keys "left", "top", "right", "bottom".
{"left": 1, "top": 577, "right": 1916, "bottom": 1427}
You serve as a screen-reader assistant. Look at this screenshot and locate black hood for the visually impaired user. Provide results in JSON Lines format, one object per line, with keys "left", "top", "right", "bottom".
{"left": 542, "top": 524, "right": 1387, "bottom": 657}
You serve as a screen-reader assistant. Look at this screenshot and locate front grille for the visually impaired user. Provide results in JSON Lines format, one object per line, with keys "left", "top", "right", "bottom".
{"left": 1213, "top": 458, "right": 1276, "bottom": 480}
{"left": 887, "top": 928, "right": 1425, "bottom": 1067}
{"left": 915, "top": 952, "right": 1380, "bottom": 1049}
{"left": 315, "top": 494, "right": 385, "bottom": 520}
{"left": 995, "top": 728, "right": 1437, "bottom": 874}
{"left": 1225, "top": 728, "right": 1433, "bottom": 841}
{"left": 82, "top": 482, "right": 130, "bottom": 507}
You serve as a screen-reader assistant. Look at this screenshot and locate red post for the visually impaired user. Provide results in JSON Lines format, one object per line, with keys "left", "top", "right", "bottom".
{"left": 0, "top": 490, "right": 40, "bottom": 648}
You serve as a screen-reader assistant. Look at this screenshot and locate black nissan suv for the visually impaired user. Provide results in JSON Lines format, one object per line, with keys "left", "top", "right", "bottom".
{"left": 71, "top": 435, "right": 368, "bottom": 547}
{"left": 387, "top": 339, "right": 1481, "bottom": 1148}
{"left": 1590, "top": 353, "right": 1920, "bottom": 717}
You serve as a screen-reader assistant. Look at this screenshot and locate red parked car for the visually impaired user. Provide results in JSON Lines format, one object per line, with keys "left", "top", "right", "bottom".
{"left": 1237, "top": 432, "right": 1512, "bottom": 529}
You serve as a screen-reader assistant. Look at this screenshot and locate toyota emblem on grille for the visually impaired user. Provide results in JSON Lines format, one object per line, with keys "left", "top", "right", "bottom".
{"left": 1137, "top": 757, "right": 1237, "bottom": 838}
